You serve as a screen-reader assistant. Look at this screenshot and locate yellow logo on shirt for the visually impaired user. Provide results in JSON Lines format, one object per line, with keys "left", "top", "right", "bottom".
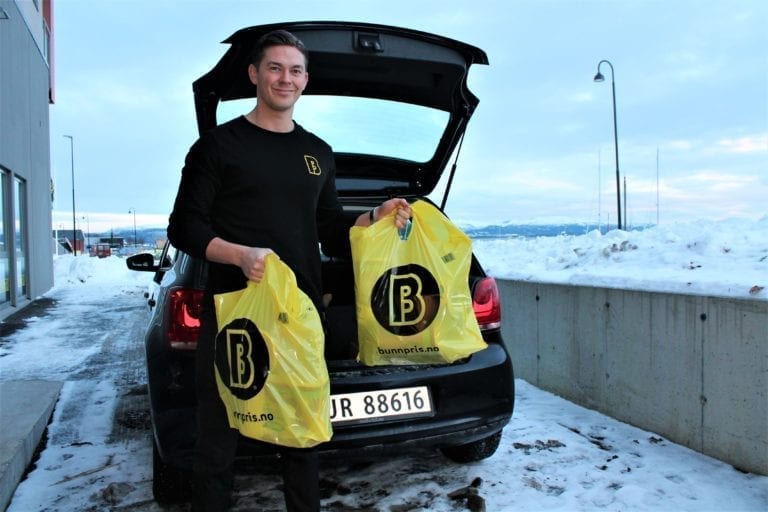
{"left": 304, "top": 155, "right": 321, "bottom": 176}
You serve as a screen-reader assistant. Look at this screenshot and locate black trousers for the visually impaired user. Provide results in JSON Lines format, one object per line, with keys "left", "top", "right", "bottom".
{"left": 192, "top": 309, "right": 320, "bottom": 512}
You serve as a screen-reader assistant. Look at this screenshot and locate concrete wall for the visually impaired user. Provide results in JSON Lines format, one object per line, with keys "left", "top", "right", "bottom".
{"left": 498, "top": 279, "right": 768, "bottom": 475}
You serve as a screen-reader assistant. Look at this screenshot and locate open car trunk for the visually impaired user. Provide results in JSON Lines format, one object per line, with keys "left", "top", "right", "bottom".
{"left": 194, "top": 21, "right": 488, "bottom": 205}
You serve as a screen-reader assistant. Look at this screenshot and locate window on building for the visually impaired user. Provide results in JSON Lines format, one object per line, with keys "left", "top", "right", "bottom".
{"left": 14, "top": 178, "right": 28, "bottom": 302}
{"left": 0, "top": 170, "right": 8, "bottom": 305}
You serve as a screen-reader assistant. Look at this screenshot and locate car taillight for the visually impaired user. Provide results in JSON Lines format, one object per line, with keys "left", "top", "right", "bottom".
{"left": 167, "top": 288, "right": 204, "bottom": 349}
{"left": 472, "top": 277, "right": 501, "bottom": 330}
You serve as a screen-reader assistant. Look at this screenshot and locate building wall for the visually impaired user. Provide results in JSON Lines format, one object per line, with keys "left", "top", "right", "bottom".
{"left": 498, "top": 279, "right": 768, "bottom": 475}
{"left": 0, "top": 0, "right": 55, "bottom": 318}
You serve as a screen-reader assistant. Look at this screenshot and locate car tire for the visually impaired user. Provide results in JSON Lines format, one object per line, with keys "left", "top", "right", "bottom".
{"left": 153, "top": 440, "right": 193, "bottom": 504}
{"left": 440, "top": 431, "right": 502, "bottom": 463}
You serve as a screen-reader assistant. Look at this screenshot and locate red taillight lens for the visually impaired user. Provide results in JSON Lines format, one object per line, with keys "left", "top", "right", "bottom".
{"left": 472, "top": 277, "right": 501, "bottom": 330}
{"left": 167, "top": 288, "right": 204, "bottom": 349}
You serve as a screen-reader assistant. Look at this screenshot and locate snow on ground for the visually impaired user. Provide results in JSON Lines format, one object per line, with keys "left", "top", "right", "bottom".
{"left": 472, "top": 216, "right": 767, "bottom": 300}
{"left": 1, "top": 217, "right": 766, "bottom": 511}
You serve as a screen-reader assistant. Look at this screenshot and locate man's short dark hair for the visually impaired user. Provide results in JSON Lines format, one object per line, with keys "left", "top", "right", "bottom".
{"left": 250, "top": 29, "right": 309, "bottom": 70}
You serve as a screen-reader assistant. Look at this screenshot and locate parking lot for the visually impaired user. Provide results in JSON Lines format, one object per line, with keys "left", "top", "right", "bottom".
{"left": 1, "top": 256, "right": 765, "bottom": 511}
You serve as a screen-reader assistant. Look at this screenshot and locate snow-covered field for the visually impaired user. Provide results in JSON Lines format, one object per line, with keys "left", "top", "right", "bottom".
{"left": 472, "top": 216, "right": 767, "bottom": 300}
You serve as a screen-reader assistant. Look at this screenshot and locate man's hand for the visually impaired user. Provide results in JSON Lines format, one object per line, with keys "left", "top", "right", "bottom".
{"left": 377, "top": 198, "right": 412, "bottom": 228}
{"left": 205, "top": 237, "right": 274, "bottom": 283}
{"left": 238, "top": 247, "right": 274, "bottom": 282}
{"left": 356, "top": 198, "right": 412, "bottom": 227}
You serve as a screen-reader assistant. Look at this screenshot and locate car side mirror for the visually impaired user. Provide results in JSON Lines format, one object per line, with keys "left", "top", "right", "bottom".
{"left": 126, "top": 252, "right": 159, "bottom": 272}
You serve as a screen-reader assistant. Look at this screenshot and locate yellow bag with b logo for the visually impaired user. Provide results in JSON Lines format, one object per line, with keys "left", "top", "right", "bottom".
{"left": 350, "top": 200, "right": 487, "bottom": 366}
{"left": 213, "top": 253, "right": 332, "bottom": 448}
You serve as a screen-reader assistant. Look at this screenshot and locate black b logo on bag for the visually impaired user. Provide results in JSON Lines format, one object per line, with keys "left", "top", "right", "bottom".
{"left": 371, "top": 264, "right": 440, "bottom": 335}
{"left": 215, "top": 318, "right": 269, "bottom": 400}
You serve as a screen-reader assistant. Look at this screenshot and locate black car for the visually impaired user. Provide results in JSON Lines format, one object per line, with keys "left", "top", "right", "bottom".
{"left": 127, "top": 21, "right": 514, "bottom": 504}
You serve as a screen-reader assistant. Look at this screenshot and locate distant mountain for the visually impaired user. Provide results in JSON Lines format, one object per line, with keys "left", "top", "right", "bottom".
{"left": 88, "top": 227, "right": 167, "bottom": 246}
{"left": 460, "top": 222, "right": 655, "bottom": 239}
{"left": 91, "top": 224, "right": 650, "bottom": 245}
{"left": 461, "top": 223, "right": 606, "bottom": 239}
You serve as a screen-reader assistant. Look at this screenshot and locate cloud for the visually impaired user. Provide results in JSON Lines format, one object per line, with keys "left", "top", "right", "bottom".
{"left": 662, "top": 50, "right": 719, "bottom": 84}
{"left": 680, "top": 171, "right": 760, "bottom": 184}
{"left": 718, "top": 134, "right": 768, "bottom": 154}
{"left": 568, "top": 91, "right": 595, "bottom": 104}
{"left": 659, "top": 133, "right": 768, "bottom": 158}
{"left": 657, "top": 170, "right": 765, "bottom": 215}
{"left": 665, "top": 139, "right": 696, "bottom": 151}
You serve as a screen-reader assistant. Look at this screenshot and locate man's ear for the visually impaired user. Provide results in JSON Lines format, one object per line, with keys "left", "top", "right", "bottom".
{"left": 248, "top": 63, "right": 258, "bottom": 85}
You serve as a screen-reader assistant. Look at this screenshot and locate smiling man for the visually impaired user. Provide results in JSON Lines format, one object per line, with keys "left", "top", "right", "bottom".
{"left": 167, "top": 29, "right": 410, "bottom": 512}
{"left": 247, "top": 44, "right": 309, "bottom": 117}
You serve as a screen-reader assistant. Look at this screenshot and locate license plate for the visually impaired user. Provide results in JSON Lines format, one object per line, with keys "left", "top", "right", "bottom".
{"left": 330, "top": 386, "right": 433, "bottom": 425}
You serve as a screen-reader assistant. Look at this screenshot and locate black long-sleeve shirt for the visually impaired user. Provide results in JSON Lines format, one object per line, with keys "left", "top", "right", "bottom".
{"left": 168, "top": 116, "right": 351, "bottom": 306}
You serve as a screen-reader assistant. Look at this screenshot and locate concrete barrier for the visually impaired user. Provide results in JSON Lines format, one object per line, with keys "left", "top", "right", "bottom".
{"left": 0, "top": 380, "right": 63, "bottom": 511}
{"left": 497, "top": 280, "right": 768, "bottom": 475}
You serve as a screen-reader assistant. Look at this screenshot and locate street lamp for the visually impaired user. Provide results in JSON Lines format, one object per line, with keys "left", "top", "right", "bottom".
{"left": 128, "top": 207, "right": 137, "bottom": 248}
{"left": 63, "top": 135, "right": 77, "bottom": 255}
{"left": 593, "top": 59, "right": 622, "bottom": 230}
{"left": 82, "top": 215, "right": 90, "bottom": 250}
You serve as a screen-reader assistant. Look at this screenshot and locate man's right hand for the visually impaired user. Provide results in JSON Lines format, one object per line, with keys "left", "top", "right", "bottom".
{"left": 205, "top": 237, "right": 275, "bottom": 283}
{"left": 238, "top": 247, "right": 274, "bottom": 283}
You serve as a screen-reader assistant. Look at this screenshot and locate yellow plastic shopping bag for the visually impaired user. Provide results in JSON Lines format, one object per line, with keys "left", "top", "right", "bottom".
{"left": 213, "top": 253, "right": 332, "bottom": 448}
{"left": 350, "top": 200, "right": 487, "bottom": 365}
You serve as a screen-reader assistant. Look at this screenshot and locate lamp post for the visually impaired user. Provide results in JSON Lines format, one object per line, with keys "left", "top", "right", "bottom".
{"left": 593, "top": 60, "right": 622, "bottom": 230}
{"left": 128, "top": 207, "right": 137, "bottom": 248}
{"left": 63, "top": 135, "right": 77, "bottom": 255}
{"left": 82, "top": 215, "right": 90, "bottom": 250}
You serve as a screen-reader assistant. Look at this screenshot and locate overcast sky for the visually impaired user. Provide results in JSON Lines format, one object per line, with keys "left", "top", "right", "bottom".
{"left": 47, "top": 0, "right": 767, "bottom": 232}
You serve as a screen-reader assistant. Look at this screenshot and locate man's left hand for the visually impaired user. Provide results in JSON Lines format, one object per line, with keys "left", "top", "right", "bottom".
{"left": 375, "top": 198, "right": 411, "bottom": 228}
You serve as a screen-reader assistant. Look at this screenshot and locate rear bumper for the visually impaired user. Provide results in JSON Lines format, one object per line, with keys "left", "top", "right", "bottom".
{"left": 151, "top": 341, "right": 514, "bottom": 469}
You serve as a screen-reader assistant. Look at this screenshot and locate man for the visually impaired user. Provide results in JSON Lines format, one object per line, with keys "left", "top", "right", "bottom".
{"left": 167, "top": 29, "right": 411, "bottom": 511}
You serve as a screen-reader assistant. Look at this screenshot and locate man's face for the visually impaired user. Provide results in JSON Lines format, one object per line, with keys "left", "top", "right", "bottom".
{"left": 249, "top": 45, "right": 308, "bottom": 113}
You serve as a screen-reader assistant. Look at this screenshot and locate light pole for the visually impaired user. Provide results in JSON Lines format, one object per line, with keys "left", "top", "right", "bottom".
{"left": 82, "top": 215, "right": 90, "bottom": 250}
{"left": 593, "top": 60, "right": 622, "bottom": 230}
{"left": 63, "top": 135, "right": 77, "bottom": 255}
{"left": 128, "top": 207, "right": 137, "bottom": 248}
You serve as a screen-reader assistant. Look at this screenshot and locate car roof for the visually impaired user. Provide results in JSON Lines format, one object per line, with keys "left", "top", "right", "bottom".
{"left": 192, "top": 21, "right": 488, "bottom": 202}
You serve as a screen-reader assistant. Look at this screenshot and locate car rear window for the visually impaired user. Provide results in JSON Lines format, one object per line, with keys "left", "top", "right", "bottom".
{"left": 217, "top": 96, "right": 448, "bottom": 163}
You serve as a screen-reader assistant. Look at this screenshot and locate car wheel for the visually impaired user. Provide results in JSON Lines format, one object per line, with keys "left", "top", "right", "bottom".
{"left": 440, "top": 431, "right": 502, "bottom": 463}
{"left": 153, "top": 440, "right": 193, "bottom": 504}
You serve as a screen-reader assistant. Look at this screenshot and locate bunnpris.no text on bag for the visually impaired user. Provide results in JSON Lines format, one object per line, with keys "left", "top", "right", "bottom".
{"left": 350, "top": 200, "right": 487, "bottom": 366}
{"left": 213, "top": 253, "right": 332, "bottom": 448}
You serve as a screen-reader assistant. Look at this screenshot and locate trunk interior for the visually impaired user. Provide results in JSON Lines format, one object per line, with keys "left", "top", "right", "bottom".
{"left": 321, "top": 255, "right": 360, "bottom": 362}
